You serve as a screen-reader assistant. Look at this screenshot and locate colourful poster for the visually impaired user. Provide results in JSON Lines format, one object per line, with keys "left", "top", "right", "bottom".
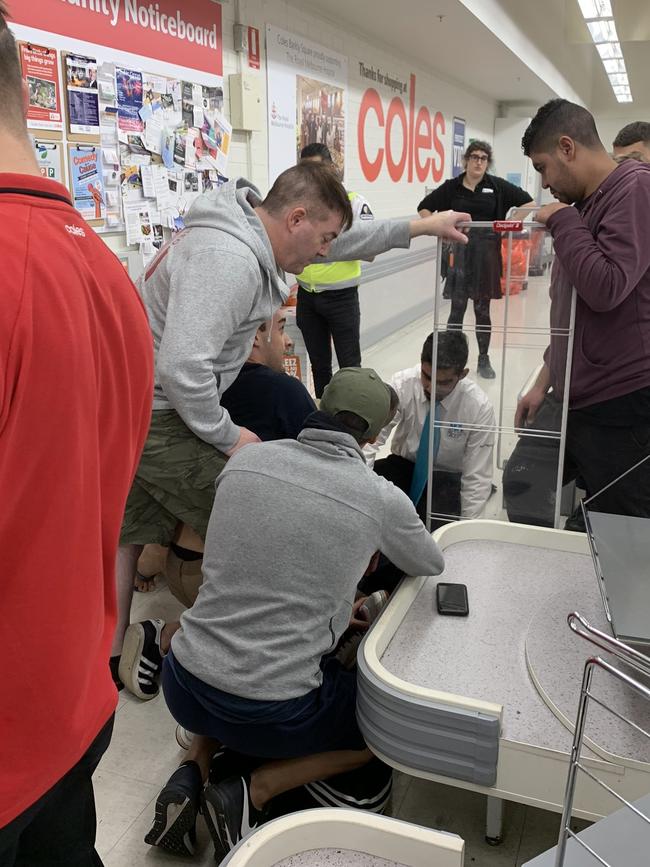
{"left": 66, "top": 53, "right": 99, "bottom": 136}
{"left": 265, "top": 26, "right": 348, "bottom": 182}
{"left": 194, "top": 110, "right": 232, "bottom": 174}
{"left": 116, "top": 67, "right": 144, "bottom": 133}
{"left": 20, "top": 42, "right": 62, "bottom": 131}
{"left": 68, "top": 145, "right": 105, "bottom": 221}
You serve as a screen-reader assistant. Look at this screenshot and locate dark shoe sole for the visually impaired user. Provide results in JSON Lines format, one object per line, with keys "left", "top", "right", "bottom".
{"left": 144, "top": 790, "right": 197, "bottom": 856}
{"left": 477, "top": 366, "right": 496, "bottom": 379}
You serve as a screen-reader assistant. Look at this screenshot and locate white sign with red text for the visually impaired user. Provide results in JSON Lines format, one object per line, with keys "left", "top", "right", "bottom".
{"left": 10, "top": 0, "right": 222, "bottom": 85}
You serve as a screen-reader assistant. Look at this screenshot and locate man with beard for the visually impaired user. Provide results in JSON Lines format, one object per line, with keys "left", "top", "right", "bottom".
{"left": 510, "top": 99, "right": 650, "bottom": 523}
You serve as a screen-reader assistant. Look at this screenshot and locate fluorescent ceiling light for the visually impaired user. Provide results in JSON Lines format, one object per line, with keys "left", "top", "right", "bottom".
{"left": 597, "top": 42, "right": 623, "bottom": 58}
{"left": 603, "top": 58, "right": 626, "bottom": 73}
{"left": 587, "top": 19, "right": 618, "bottom": 42}
{"left": 578, "top": 0, "right": 612, "bottom": 18}
{"left": 581, "top": 4, "right": 633, "bottom": 103}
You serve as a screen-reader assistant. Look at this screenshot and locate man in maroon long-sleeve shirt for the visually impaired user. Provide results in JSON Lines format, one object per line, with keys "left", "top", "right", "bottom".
{"left": 509, "top": 99, "right": 650, "bottom": 523}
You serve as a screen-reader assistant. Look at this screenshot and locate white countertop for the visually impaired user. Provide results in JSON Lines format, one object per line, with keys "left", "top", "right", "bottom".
{"left": 380, "top": 539, "right": 598, "bottom": 751}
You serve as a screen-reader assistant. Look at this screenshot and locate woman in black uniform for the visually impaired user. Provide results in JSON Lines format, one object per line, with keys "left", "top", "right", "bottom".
{"left": 418, "top": 141, "right": 533, "bottom": 378}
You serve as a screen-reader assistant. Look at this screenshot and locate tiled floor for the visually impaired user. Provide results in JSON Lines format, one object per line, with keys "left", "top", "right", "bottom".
{"left": 95, "top": 280, "right": 590, "bottom": 865}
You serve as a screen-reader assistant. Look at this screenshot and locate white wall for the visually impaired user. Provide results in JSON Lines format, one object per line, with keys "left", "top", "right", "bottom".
{"left": 224, "top": 0, "right": 496, "bottom": 216}
{"left": 593, "top": 112, "right": 645, "bottom": 154}
{"left": 223, "top": 0, "right": 499, "bottom": 346}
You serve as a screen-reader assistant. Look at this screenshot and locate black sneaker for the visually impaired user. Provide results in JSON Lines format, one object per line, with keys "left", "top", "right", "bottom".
{"left": 477, "top": 354, "right": 496, "bottom": 379}
{"left": 201, "top": 775, "right": 265, "bottom": 862}
{"left": 118, "top": 619, "right": 164, "bottom": 700}
{"left": 144, "top": 761, "right": 202, "bottom": 856}
{"left": 209, "top": 750, "right": 263, "bottom": 786}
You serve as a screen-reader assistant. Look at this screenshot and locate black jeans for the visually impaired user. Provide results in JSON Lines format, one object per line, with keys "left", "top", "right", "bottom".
{"left": 296, "top": 286, "right": 361, "bottom": 398}
{"left": 362, "top": 455, "right": 461, "bottom": 594}
{"left": 565, "top": 404, "right": 650, "bottom": 517}
{"left": 447, "top": 291, "right": 492, "bottom": 355}
{"left": 0, "top": 717, "right": 114, "bottom": 867}
{"left": 503, "top": 394, "right": 650, "bottom": 527}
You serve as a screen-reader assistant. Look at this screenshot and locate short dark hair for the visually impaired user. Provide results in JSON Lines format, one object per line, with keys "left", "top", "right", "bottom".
{"left": 522, "top": 99, "right": 601, "bottom": 156}
{"left": 262, "top": 163, "right": 353, "bottom": 231}
{"left": 464, "top": 140, "right": 493, "bottom": 167}
{"left": 613, "top": 121, "right": 650, "bottom": 148}
{"left": 300, "top": 143, "right": 333, "bottom": 162}
{"left": 421, "top": 331, "right": 469, "bottom": 374}
{"left": 0, "top": 3, "right": 28, "bottom": 135}
{"left": 614, "top": 151, "right": 646, "bottom": 164}
{"left": 333, "top": 411, "right": 369, "bottom": 443}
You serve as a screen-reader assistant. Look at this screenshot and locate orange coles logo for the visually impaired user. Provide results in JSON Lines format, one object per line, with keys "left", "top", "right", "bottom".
{"left": 357, "top": 74, "right": 445, "bottom": 183}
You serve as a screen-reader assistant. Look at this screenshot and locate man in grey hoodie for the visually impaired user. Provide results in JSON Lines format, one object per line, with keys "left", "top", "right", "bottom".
{"left": 141, "top": 367, "right": 444, "bottom": 860}
{"left": 112, "top": 161, "right": 468, "bottom": 679}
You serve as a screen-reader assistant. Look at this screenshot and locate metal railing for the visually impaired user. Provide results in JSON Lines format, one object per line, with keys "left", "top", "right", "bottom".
{"left": 554, "top": 612, "right": 650, "bottom": 866}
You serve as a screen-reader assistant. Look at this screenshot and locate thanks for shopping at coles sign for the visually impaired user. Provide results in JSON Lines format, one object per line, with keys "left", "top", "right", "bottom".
{"left": 9, "top": 0, "right": 222, "bottom": 77}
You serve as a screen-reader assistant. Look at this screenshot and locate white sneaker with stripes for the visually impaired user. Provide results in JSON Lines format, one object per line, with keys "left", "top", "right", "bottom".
{"left": 118, "top": 618, "right": 165, "bottom": 700}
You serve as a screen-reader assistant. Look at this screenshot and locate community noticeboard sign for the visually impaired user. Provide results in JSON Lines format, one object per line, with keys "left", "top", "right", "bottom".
{"left": 10, "top": 0, "right": 223, "bottom": 77}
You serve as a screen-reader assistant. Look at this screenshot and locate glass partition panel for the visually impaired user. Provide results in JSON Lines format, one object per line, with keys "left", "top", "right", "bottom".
{"left": 426, "top": 220, "right": 576, "bottom": 531}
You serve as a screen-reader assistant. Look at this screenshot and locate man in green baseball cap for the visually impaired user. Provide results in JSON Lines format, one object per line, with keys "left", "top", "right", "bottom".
{"left": 139, "top": 364, "right": 444, "bottom": 861}
{"left": 320, "top": 366, "right": 394, "bottom": 442}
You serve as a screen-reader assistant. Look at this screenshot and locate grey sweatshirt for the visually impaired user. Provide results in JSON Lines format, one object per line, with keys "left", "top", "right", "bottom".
{"left": 171, "top": 428, "right": 445, "bottom": 700}
{"left": 139, "top": 179, "right": 411, "bottom": 452}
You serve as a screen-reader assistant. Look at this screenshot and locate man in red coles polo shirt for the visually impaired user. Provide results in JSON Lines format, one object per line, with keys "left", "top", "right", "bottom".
{"left": 0, "top": 6, "right": 153, "bottom": 864}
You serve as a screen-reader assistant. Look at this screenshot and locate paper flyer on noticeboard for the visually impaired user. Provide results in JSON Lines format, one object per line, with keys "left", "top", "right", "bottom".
{"left": 68, "top": 145, "right": 105, "bottom": 221}
{"left": 66, "top": 54, "right": 100, "bottom": 136}
{"left": 116, "top": 66, "right": 144, "bottom": 133}
{"left": 194, "top": 110, "right": 231, "bottom": 174}
{"left": 123, "top": 201, "right": 154, "bottom": 246}
{"left": 20, "top": 43, "right": 62, "bottom": 132}
{"left": 33, "top": 140, "right": 64, "bottom": 183}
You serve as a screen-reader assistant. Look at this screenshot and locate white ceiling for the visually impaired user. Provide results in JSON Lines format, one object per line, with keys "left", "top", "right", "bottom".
{"left": 291, "top": 0, "right": 650, "bottom": 116}
{"left": 501, "top": 0, "right": 650, "bottom": 113}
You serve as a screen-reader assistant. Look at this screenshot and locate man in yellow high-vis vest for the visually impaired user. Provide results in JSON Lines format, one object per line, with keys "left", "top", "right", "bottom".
{"left": 297, "top": 143, "right": 374, "bottom": 397}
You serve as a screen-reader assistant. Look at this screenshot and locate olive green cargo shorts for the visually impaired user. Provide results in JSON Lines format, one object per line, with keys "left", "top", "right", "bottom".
{"left": 120, "top": 410, "right": 227, "bottom": 546}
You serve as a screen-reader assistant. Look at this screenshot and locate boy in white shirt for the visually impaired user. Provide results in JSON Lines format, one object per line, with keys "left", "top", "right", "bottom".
{"left": 366, "top": 331, "right": 495, "bottom": 526}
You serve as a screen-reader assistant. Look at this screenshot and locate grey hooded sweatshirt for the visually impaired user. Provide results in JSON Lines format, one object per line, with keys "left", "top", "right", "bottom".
{"left": 139, "top": 178, "right": 411, "bottom": 452}
{"left": 171, "top": 427, "right": 445, "bottom": 701}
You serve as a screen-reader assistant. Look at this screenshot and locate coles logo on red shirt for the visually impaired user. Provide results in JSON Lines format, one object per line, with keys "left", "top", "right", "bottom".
{"left": 11, "top": 0, "right": 223, "bottom": 76}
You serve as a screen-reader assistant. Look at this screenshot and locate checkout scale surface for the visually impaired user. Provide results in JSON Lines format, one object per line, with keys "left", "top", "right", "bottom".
{"left": 356, "top": 521, "right": 650, "bottom": 820}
